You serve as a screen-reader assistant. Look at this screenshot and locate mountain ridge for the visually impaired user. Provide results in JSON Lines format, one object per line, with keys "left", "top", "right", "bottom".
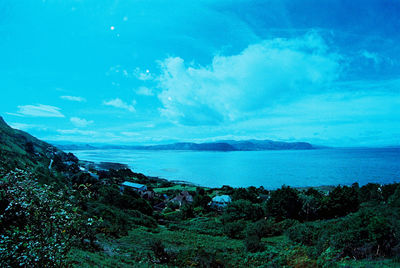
{"left": 55, "top": 139, "right": 315, "bottom": 151}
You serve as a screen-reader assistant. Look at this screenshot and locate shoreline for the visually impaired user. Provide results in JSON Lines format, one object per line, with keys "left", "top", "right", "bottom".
{"left": 78, "top": 159, "right": 362, "bottom": 194}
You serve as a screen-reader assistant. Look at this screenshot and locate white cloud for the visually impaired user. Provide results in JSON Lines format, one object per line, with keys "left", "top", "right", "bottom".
{"left": 13, "top": 104, "right": 65, "bottom": 118}
{"left": 70, "top": 117, "right": 93, "bottom": 127}
{"left": 136, "top": 86, "right": 154, "bottom": 96}
{"left": 60, "top": 95, "right": 86, "bottom": 102}
{"left": 157, "top": 33, "right": 341, "bottom": 125}
{"left": 103, "top": 98, "right": 136, "bottom": 112}
{"left": 57, "top": 129, "right": 97, "bottom": 135}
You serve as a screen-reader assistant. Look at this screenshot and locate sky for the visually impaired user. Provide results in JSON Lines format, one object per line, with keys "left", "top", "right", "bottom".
{"left": 1, "top": 0, "right": 400, "bottom": 146}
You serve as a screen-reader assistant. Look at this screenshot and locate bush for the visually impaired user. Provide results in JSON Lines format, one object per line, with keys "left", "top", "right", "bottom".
{"left": 223, "top": 220, "right": 246, "bottom": 239}
{"left": 232, "top": 187, "right": 259, "bottom": 203}
{"left": 246, "top": 219, "right": 279, "bottom": 238}
{"left": 0, "top": 170, "right": 93, "bottom": 266}
{"left": 244, "top": 234, "right": 263, "bottom": 252}
{"left": 286, "top": 205, "right": 400, "bottom": 259}
{"left": 149, "top": 239, "right": 170, "bottom": 264}
{"left": 359, "top": 183, "right": 382, "bottom": 203}
{"left": 321, "top": 185, "right": 360, "bottom": 219}
{"left": 266, "top": 186, "right": 302, "bottom": 220}
{"left": 222, "top": 200, "right": 264, "bottom": 222}
{"left": 180, "top": 204, "right": 195, "bottom": 219}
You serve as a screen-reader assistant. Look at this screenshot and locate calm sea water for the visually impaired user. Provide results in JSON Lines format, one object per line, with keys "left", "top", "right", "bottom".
{"left": 69, "top": 148, "right": 400, "bottom": 189}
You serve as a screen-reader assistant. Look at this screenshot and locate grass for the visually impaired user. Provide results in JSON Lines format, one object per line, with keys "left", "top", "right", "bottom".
{"left": 153, "top": 184, "right": 199, "bottom": 193}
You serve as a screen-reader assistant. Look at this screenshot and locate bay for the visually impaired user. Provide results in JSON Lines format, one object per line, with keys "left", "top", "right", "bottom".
{"left": 69, "top": 148, "right": 400, "bottom": 189}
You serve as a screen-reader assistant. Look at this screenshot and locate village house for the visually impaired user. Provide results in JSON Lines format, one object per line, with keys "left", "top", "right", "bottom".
{"left": 170, "top": 191, "right": 194, "bottom": 206}
{"left": 210, "top": 195, "right": 232, "bottom": 209}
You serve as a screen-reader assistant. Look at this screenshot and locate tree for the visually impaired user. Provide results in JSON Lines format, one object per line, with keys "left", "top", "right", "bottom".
{"left": 321, "top": 185, "right": 360, "bottom": 218}
{"left": 266, "top": 186, "right": 302, "bottom": 220}
{"left": 222, "top": 200, "right": 264, "bottom": 222}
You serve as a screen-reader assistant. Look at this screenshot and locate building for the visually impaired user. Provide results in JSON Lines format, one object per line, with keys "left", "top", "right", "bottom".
{"left": 170, "top": 191, "right": 194, "bottom": 206}
{"left": 210, "top": 195, "right": 232, "bottom": 209}
{"left": 120, "top": 181, "right": 147, "bottom": 192}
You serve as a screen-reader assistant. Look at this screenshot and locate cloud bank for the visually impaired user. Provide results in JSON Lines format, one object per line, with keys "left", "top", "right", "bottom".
{"left": 157, "top": 33, "right": 341, "bottom": 125}
{"left": 103, "top": 98, "right": 136, "bottom": 112}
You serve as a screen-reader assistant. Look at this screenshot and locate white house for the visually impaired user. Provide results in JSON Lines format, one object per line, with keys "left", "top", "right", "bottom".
{"left": 210, "top": 195, "right": 232, "bottom": 209}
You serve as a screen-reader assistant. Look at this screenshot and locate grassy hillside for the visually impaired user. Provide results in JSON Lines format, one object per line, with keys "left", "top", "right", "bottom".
{"left": 0, "top": 116, "right": 52, "bottom": 169}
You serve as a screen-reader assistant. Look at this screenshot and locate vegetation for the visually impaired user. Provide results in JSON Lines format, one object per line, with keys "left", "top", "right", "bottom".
{"left": 1, "top": 117, "right": 400, "bottom": 267}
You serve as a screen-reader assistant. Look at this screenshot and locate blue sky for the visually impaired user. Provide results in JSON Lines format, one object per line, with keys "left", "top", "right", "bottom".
{"left": 1, "top": 0, "right": 400, "bottom": 146}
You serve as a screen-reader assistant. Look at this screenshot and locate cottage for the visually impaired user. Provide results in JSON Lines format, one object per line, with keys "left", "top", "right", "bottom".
{"left": 120, "top": 181, "right": 147, "bottom": 192}
{"left": 141, "top": 190, "right": 155, "bottom": 200}
{"left": 170, "top": 191, "right": 194, "bottom": 206}
{"left": 210, "top": 195, "right": 232, "bottom": 209}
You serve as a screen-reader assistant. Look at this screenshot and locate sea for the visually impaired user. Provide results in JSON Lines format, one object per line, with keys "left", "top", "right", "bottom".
{"left": 68, "top": 148, "right": 400, "bottom": 189}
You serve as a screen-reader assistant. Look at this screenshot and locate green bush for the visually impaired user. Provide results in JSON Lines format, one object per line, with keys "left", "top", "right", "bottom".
{"left": 321, "top": 185, "right": 359, "bottom": 219}
{"left": 266, "top": 186, "right": 302, "bottom": 220}
{"left": 286, "top": 205, "right": 400, "bottom": 259}
{"left": 223, "top": 220, "right": 246, "bottom": 239}
{"left": 222, "top": 200, "right": 264, "bottom": 222}
{"left": 246, "top": 219, "right": 279, "bottom": 238}
{"left": 0, "top": 170, "right": 93, "bottom": 266}
{"left": 244, "top": 234, "right": 263, "bottom": 252}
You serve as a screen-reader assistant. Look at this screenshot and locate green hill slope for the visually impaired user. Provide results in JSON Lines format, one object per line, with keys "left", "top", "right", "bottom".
{"left": 0, "top": 116, "right": 55, "bottom": 170}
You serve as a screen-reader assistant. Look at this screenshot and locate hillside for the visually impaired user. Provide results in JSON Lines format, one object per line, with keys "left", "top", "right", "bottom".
{"left": 0, "top": 116, "right": 79, "bottom": 186}
{"left": 0, "top": 116, "right": 57, "bottom": 171}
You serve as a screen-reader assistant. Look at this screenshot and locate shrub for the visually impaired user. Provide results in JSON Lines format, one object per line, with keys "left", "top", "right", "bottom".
{"left": 223, "top": 220, "right": 246, "bottom": 239}
{"left": 180, "top": 204, "right": 195, "bottom": 219}
{"left": 266, "top": 186, "right": 302, "bottom": 220}
{"left": 149, "top": 239, "right": 170, "bottom": 264}
{"left": 321, "top": 185, "right": 360, "bottom": 219}
{"left": 0, "top": 170, "right": 93, "bottom": 266}
{"left": 359, "top": 183, "right": 382, "bottom": 203}
{"left": 222, "top": 200, "right": 264, "bottom": 222}
{"left": 232, "top": 187, "right": 259, "bottom": 203}
{"left": 246, "top": 219, "right": 279, "bottom": 238}
{"left": 244, "top": 234, "right": 263, "bottom": 252}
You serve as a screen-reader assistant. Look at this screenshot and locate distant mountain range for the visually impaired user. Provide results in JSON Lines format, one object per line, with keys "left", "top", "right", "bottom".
{"left": 55, "top": 139, "right": 315, "bottom": 151}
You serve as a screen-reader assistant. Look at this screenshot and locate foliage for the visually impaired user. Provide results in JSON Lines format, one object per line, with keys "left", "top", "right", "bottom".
{"left": 286, "top": 205, "right": 400, "bottom": 259}
{"left": 223, "top": 220, "right": 246, "bottom": 239}
{"left": 0, "top": 169, "right": 94, "bottom": 266}
{"left": 266, "top": 186, "right": 302, "bottom": 220}
{"left": 244, "top": 234, "right": 263, "bottom": 252}
{"left": 246, "top": 219, "right": 279, "bottom": 238}
{"left": 222, "top": 199, "right": 264, "bottom": 222}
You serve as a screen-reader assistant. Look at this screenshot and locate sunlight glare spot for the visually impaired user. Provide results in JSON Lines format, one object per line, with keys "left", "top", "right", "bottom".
{"left": 110, "top": 26, "right": 115, "bottom": 31}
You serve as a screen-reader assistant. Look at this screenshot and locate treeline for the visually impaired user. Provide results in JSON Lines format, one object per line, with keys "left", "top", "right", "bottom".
{"left": 214, "top": 183, "right": 400, "bottom": 261}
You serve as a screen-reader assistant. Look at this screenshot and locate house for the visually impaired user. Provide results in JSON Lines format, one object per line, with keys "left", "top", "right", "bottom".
{"left": 210, "top": 195, "right": 232, "bottom": 209}
{"left": 120, "top": 181, "right": 147, "bottom": 192}
{"left": 141, "top": 190, "right": 155, "bottom": 200}
{"left": 170, "top": 191, "right": 194, "bottom": 206}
